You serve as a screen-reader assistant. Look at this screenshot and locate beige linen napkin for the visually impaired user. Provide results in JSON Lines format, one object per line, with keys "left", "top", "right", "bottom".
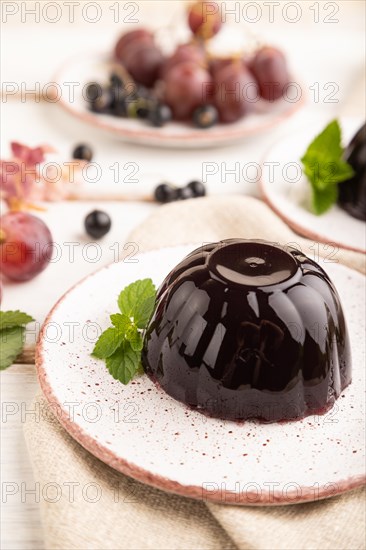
{"left": 24, "top": 196, "right": 365, "bottom": 550}
{"left": 125, "top": 196, "right": 365, "bottom": 274}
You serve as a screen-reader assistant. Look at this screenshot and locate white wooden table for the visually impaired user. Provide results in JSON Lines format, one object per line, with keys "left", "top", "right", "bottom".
{"left": 1, "top": 2, "right": 365, "bottom": 548}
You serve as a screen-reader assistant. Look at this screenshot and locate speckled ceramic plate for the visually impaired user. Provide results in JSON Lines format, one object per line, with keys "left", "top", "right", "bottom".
{"left": 260, "top": 117, "right": 366, "bottom": 253}
{"left": 55, "top": 53, "right": 304, "bottom": 149}
{"left": 36, "top": 245, "right": 366, "bottom": 505}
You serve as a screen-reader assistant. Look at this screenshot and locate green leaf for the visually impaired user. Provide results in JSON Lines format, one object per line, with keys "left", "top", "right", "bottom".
{"left": 125, "top": 324, "right": 137, "bottom": 341}
{"left": 0, "top": 310, "right": 34, "bottom": 330}
{"left": 311, "top": 184, "right": 338, "bottom": 215}
{"left": 125, "top": 325, "right": 144, "bottom": 351}
{"left": 130, "top": 335, "right": 143, "bottom": 352}
{"left": 105, "top": 340, "right": 141, "bottom": 384}
{"left": 328, "top": 159, "right": 355, "bottom": 184}
{"left": 92, "top": 327, "right": 125, "bottom": 359}
{"left": 110, "top": 313, "right": 131, "bottom": 330}
{"left": 302, "top": 119, "right": 343, "bottom": 159}
{"left": 302, "top": 155, "right": 355, "bottom": 190}
{"left": 301, "top": 119, "right": 356, "bottom": 214}
{"left": 0, "top": 326, "right": 25, "bottom": 370}
{"left": 134, "top": 295, "right": 156, "bottom": 329}
{"left": 118, "top": 279, "right": 156, "bottom": 320}
{"left": 92, "top": 279, "right": 156, "bottom": 385}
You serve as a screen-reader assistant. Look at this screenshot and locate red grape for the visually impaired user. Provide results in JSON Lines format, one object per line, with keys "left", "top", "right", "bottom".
{"left": 114, "top": 29, "right": 154, "bottom": 61}
{"left": 209, "top": 57, "right": 235, "bottom": 79}
{"left": 122, "top": 42, "right": 165, "bottom": 87}
{"left": 188, "top": 1, "right": 222, "bottom": 40}
{"left": 0, "top": 212, "right": 53, "bottom": 282}
{"left": 163, "top": 61, "right": 214, "bottom": 120}
{"left": 161, "top": 44, "right": 206, "bottom": 78}
{"left": 249, "top": 46, "right": 290, "bottom": 101}
{"left": 214, "top": 62, "right": 258, "bottom": 123}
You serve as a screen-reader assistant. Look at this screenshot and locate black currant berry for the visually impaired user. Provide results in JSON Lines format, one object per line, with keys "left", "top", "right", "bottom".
{"left": 84, "top": 210, "right": 112, "bottom": 239}
{"left": 193, "top": 105, "right": 218, "bottom": 129}
{"left": 85, "top": 82, "right": 103, "bottom": 103}
{"left": 154, "top": 183, "right": 179, "bottom": 203}
{"left": 177, "top": 186, "right": 195, "bottom": 200}
{"left": 73, "top": 144, "right": 93, "bottom": 162}
{"left": 110, "top": 73, "right": 125, "bottom": 89}
{"left": 187, "top": 180, "right": 206, "bottom": 197}
{"left": 149, "top": 104, "right": 172, "bottom": 127}
{"left": 90, "top": 87, "right": 114, "bottom": 114}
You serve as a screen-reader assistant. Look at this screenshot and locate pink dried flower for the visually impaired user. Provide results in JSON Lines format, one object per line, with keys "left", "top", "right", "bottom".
{"left": 0, "top": 142, "right": 75, "bottom": 210}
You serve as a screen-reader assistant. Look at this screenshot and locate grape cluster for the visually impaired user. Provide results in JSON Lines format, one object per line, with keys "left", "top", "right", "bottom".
{"left": 86, "top": 1, "right": 290, "bottom": 129}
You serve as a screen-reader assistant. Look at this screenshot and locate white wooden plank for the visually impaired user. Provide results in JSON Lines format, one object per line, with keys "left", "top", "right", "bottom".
{"left": 1, "top": 366, "right": 44, "bottom": 550}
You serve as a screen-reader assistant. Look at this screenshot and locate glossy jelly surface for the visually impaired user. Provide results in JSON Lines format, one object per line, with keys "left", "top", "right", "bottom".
{"left": 142, "top": 239, "right": 352, "bottom": 422}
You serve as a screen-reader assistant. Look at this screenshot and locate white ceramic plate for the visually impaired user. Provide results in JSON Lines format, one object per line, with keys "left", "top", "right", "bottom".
{"left": 36, "top": 245, "right": 365, "bottom": 505}
{"left": 55, "top": 53, "right": 304, "bottom": 148}
{"left": 260, "top": 118, "right": 366, "bottom": 253}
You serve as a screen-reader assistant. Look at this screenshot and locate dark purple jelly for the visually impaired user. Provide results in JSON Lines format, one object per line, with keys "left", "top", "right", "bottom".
{"left": 338, "top": 122, "right": 366, "bottom": 221}
{"left": 142, "top": 239, "right": 352, "bottom": 422}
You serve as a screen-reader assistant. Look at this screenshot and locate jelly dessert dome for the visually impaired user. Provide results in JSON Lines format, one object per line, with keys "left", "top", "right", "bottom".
{"left": 142, "top": 239, "right": 352, "bottom": 422}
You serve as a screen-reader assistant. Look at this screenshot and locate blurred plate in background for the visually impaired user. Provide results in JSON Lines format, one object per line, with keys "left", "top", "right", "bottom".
{"left": 55, "top": 53, "right": 305, "bottom": 149}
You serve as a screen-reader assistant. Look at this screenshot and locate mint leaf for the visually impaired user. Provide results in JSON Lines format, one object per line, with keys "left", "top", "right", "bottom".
{"left": 118, "top": 279, "right": 156, "bottom": 320}
{"left": 0, "top": 310, "right": 34, "bottom": 330}
{"left": 0, "top": 310, "right": 34, "bottom": 370}
{"left": 301, "top": 120, "right": 355, "bottom": 214}
{"left": 329, "top": 159, "right": 355, "bottom": 183}
{"left": 311, "top": 184, "right": 338, "bottom": 215}
{"left": 134, "top": 295, "right": 156, "bottom": 329}
{"left": 92, "top": 327, "right": 125, "bottom": 359}
{"left": 302, "top": 156, "right": 355, "bottom": 190}
{"left": 130, "top": 335, "right": 143, "bottom": 352}
{"left": 106, "top": 340, "right": 141, "bottom": 384}
{"left": 125, "top": 324, "right": 144, "bottom": 351}
{"left": 111, "top": 313, "right": 144, "bottom": 349}
{"left": 0, "top": 326, "right": 25, "bottom": 370}
{"left": 92, "top": 278, "right": 156, "bottom": 385}
{"left": 110, "top": 313, "right": 131, "bottom": 330}
{"left": 303, "top": 119, "right": 343, "bottom": 159}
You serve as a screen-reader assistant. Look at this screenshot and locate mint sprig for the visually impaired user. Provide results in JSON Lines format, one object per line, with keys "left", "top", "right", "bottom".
{"left": 117, "top": 278, "right": 156, "bottom": 328}
{"left": 301, "top": 120, "right": 355, "bottom": 215}
{"left": 92, "top": 279, "right": 156, "bottom": 384}
{"left": 0, "top": 310, "right": 34, "bottom": 370}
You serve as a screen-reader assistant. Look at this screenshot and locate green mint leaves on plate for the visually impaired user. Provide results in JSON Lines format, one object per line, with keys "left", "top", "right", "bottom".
{"left": 92, "top": 278, "right": 156, "bottom": 385}
{"left": 301, "top": 119, "right": 355, "bottom": 215}
{"left": 0, "top": 310, "right": 34, "bottom": 370}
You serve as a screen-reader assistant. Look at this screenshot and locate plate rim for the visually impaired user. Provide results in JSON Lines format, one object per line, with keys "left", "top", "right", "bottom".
{"left": 36, "top": 246, "right": 366, "bottom": 506}
{"left": 54, "top": 52, "right": 305, "bottom": 147}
